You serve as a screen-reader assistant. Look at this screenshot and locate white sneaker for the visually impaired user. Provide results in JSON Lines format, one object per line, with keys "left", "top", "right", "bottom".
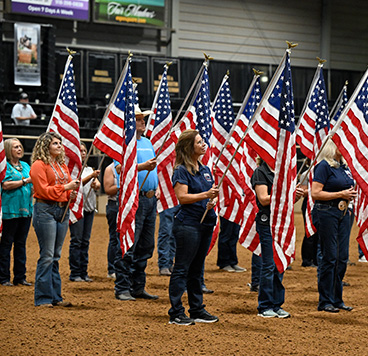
{"left": 358, "top": 256, "right": 367, "bottom": 263}
{"left": 275, "top": 308, "right": 291, "bottom": 318}
{"left": 231, "top": 264, "right": 246, "bottom": 272}
{"left": 221, "top": 265, "right": 236, "bottom": 272}
{"left": 257, "top": 309, "right": 278, "bottom": 318}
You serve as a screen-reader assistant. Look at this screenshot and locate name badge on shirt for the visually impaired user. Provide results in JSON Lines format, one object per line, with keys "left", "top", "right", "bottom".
{"left": 344, "top": 169, "right": 353, "bottom": 180}
{"left": 203, "top": 173, "right": 212, "bottom": 182}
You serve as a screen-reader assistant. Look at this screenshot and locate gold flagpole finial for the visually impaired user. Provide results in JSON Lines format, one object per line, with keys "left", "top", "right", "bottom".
{"left": 203, "top": 52, "right": 214, "bottom": 61}
{"left": 128, "top": 51, "right": 134, "bottom": 58}
{"left": 316, "top": 57, "right": 327, "bottom": 65}
{"left": 165, "top": 61, "right": 173, "bottom": 67}
{"left": 286, "top": 41, "right": 298, "bottom": 49}
{"left": 67, "top": 48, "right": 76, "bottom": 56}
{"left": 252, "top": 68, "right": 264, "bottom": 76}
{"left": 226, "top": 69, "right": 230, "bottom": 76}
{"left": 345, "top": 80, "right": 349, "bottom": 86}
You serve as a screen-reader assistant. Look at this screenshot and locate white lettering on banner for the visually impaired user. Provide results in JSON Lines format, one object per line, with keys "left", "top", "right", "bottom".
{"left": 107, "top": 2, "right": 156, "bottom": 19}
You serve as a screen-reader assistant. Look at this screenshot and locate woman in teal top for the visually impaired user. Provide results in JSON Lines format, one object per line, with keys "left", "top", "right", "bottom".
{"left": 0, "top": 138, "right": 33, "bottom": 286}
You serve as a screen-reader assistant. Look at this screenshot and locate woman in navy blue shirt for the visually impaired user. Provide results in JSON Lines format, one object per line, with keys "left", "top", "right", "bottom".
{"left": 312, "top": 140, "right": 356, "bottom": 313}
{"left": 168, "top": 129, "right": 219, "bottom": 326}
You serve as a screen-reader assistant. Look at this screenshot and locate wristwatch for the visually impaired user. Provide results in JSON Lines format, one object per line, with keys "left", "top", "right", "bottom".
{"left": 22, "top": 179, "right": 27, "bottom": 186}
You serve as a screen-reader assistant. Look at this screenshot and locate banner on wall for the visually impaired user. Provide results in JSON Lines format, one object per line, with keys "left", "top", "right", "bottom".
{"left": 94, "top": 0, "right": 165, "bottom": 27}
{"left": 14, "top": 23, "right": 41, "bottom": 86}
{"left": 11, "top": 0, "right": 90, "bottom": 21}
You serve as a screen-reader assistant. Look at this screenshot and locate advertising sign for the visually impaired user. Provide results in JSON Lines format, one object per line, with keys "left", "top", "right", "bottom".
{"left": 94, "top": 0, "right": 165, "bottom": 27}
{"left": 11, "top": 0, "right": 90, "bottom": 21}
{"left": 14, "top": 23, "right": 41, "bottom": 86}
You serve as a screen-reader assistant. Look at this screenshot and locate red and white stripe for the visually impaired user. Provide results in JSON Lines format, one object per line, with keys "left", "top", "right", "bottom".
{"left": 355, "top": 186, "right": 368, "bottom": 259}
{"left": 48, "top": 55, "right": 83, "bottom": 223}
{"left": 93, "top": 64, "right": 129, "bottom": 163}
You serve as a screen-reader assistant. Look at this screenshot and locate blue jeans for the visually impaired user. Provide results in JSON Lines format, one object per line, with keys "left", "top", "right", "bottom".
{"left": 312, "top": 204, "right": 350, "bottom": 309}
{"left": 168, "top": 221, "right": 213, "bottom": 318}
{"left": 251, "top": 253, "right": 262, "bottom": 288}
{"left": 33, "top": 202, "right": 69, "bottom": 306}
{"left": 69, "top": 210, "right": 95, "bottom": 279}
{"left": 217, "top": 217, "right": 240, "bottom": 268}
{"left": 106, "top": 201, "right": 119, "bottom": 275}
{"left": 115, "top": 196, "right": 157, "bottom": 295}
{"left": 0, "top": 217, "right": 31, "bottom": 284}
{"left": 157, "top": 206, "right": 179, "bottom": 270}
{"left": 256, "top": 223, "right": 285, "bottom": 313}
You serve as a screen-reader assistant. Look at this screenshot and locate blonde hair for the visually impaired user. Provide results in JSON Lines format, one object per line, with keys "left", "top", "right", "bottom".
{"left": 4, "top": 138, "right": 24, "bottom": 161}
{"left": 318, "top": 140, "right": 346, "bottom": 168}
{"left": 174, "top": 129, "right": 200, "bottom": 175}
{"left": 31, "top": 132, "right": 65, "bottom": 165}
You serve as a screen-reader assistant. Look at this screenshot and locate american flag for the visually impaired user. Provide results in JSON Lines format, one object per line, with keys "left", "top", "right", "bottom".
{"left": 115, "top": 65, "right": 140, "bottom": 257}
{"left": 48, "top": 55, "right": 83, "bottom": 223}
{"left": 296, "top": 65, "right": 330, "bottom": 237}
{"left": 270, "top": 51, "right": 297, "bottom": 273}
{"left": 236, "top": 77, "right": 262, "bottom": 254}
{"left": 355, "top": 186, "right": 368, "bottom": 259}
{"left": 331, "top": 69, "right": 368, "bottom": 196}
{"left": 245, "top": 53, "right": 290, "bottom": 170}
{"left": 150, "top": 65, "right": 178, "bottom": 212}
{"left": 192, "top": 66, "right": 212, "bottom": 163}
{"left": 296, "top": 66, "right": 330, "bottom": 160}
{"left": 93, "top": 60, "right": 130, "bottom": 163}
{"left": 0, "top": 122, "right": 6, "bottom": 235}
{"left": 330, "top": 69, "right": 368, "bottom": 258}
{"left": 330, "top": 83, "right": 348, "bottom": 128}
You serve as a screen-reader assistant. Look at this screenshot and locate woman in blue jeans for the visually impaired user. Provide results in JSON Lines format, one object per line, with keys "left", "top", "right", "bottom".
{"left": 251, "top": 159, "right": 303, "bottom": 318}
{"left": 30, "top": 132, "right": 80, "bottom": 307}
{"left": 0, "top": 138, "right": 33, "bottom": 286}
{"left": 311, "top": 140, "right": 356, "bottom": 313}
{"left": 168, "top": 129, "right": 219, "bottom": 326}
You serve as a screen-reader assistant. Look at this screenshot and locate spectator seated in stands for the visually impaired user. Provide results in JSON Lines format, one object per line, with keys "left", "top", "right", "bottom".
{"left": 11, "top": 92, "right": 37, "bottom": 126}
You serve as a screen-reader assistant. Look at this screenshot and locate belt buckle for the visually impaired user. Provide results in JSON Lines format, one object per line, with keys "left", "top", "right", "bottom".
{"left": 338, "top": 200, "right": 347, "bottom": 211}
{"left": 145, "top": 190, "right": 155, "bottom": 199}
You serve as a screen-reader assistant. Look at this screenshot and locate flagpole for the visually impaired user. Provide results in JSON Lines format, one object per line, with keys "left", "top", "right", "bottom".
{"left": 61, "top": 53, "right": 134, "bottom": 222}
{"left": 213, "top": 71, "right": 260, "bottom": 168}
{"left": 139, "top": 56, "right": 210, "bottom": 192}
{"left": 329, "top": 81, "right": 348, "bottom": 120}
{"left": 47, "top": 51, "right": 74, "bottom": 132}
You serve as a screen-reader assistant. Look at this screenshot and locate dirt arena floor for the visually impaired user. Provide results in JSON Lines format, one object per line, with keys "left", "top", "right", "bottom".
{"left": 0, "top": 212, "right": 367, "bottom": 355}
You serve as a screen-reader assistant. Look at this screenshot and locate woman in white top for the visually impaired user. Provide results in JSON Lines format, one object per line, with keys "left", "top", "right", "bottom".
{"left": 68, "top": 142, "right": 100, "bottom": 282}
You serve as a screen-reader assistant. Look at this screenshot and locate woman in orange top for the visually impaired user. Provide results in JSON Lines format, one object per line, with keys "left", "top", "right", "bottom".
{"left": 30, "top": 132, "right": 80, "bottom": 307}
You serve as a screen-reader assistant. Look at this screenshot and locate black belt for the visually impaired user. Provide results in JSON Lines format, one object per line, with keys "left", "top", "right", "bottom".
{"left": 36, "top": 198, "right": 67, "bottom": 208}
{"left": 315, "top": 199, "right": 348, "bottom": 211}
{"left": 140, "top": 190, "right": 156, "bottom": 199}
{"left": 107, "top": 200, "right": 118, "bottom": 206}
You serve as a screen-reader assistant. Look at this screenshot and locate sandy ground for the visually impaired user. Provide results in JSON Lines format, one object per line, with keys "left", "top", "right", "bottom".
{"left": 0, "top": 213, "right": 367, "bottom": 356}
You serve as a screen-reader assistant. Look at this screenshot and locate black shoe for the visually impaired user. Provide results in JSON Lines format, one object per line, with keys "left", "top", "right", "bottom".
{"left": 318, "top": 305, "right": 340, "bottom": 313}
{"left": 14, "top": 280, "right": 32, "bottom": 286}
{"left": 336, "top": 304, "right": 353, "bottom": 311}
{"left": 131, "top": 290, "right": 159, "bottom": 300}
{"left": 342, "top": 281, "right": 350, "bottom": 287}
{"left": 202, "top": 286, "right": 214, "bottom": 294}
{"left": 191, "top": 310, "right": 219, "bottom": 323}
{"left": 169, "top": 314, "right": 195, "bottom": 325}
{"left": 247, "top": 283, "right": 259, "bottom": 292}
